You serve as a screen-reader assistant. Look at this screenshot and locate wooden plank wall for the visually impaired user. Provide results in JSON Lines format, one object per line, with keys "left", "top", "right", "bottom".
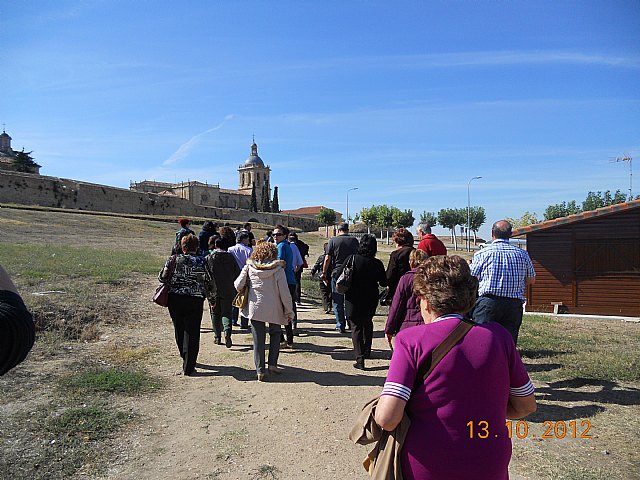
{"left": 525, "top": 208, "right": 640, "bottom": 316}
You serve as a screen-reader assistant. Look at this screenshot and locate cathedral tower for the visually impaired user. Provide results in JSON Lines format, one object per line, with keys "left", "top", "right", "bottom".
{"left": 238, "top": 138, "right": 271, "bottom": 205}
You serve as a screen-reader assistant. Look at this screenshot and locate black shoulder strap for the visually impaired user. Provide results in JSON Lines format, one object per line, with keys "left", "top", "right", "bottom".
{"left": 414, "top": 320, "right": 474, "bottom": 390}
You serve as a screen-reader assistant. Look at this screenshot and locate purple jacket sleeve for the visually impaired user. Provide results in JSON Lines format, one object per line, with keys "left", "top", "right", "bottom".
{"left": 385, "top": 274, "right": 409, "bottom": 335}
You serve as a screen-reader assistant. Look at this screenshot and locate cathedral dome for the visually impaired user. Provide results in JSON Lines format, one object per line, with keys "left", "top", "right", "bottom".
{"left": 243, "top": 141, "right": 265, "bottom": 167}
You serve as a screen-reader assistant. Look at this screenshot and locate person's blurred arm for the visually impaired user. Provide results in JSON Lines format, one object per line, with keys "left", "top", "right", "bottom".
{"left": 374, "top": 395, "right": 407, "bottom": 431}
{"left": 0, "top": 265, "right": 18, "bottom": 295}
{"left": 507, "top": 394, "right": 536, "bottom": 419}
{"left": 0, "top": 264, "right": 35, "bottom": 376}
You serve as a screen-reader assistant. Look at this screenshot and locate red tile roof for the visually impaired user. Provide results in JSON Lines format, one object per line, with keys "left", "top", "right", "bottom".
{"left": 280, "top": 206, "right": 343, "bottom": 217}
{"left": 512, "top": 199, "right": 640, "bottom": 237}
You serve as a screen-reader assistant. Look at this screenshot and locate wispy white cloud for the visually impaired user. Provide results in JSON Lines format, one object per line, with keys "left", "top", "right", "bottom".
{"left": 286, "top": 50, "right": 640, "bottom": 72}
{"left": 162, "top": 115, "right": 235, "bottom": 166}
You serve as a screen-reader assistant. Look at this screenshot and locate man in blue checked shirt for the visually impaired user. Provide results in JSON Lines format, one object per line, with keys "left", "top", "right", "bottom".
{"left": 470, "top": 220, "right": 536, "bottom": 344}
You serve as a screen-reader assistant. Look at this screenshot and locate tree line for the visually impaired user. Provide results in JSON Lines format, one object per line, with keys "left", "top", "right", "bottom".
{"left": 420, "top": 207, "right": 486, "bottom": 250}
{"left": 316, "top": 204, "right": 486, "bottom": 250}
{"left": 507, "top": 189, "right": 637, "bottom": 228}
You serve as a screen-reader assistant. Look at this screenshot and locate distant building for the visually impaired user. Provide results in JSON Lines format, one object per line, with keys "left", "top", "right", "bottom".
{"left": 512, "top": 199, "right": 640, "bottom": 317}
{"left": 131, "top": 139, "right": 272, "bottom": 210}
{"left": 0, "top": 129, "right": 41, "bottom": 174}
{"left": 281, "top": 205, "right": 344, "bottom": 222}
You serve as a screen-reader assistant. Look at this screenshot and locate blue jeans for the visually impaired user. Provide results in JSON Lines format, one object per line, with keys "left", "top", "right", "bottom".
{"left": 331, "top": 277, "right": 346, "bottom": 331}
{"left": 472, "top": 295, "right": 524, "bottom": 345}
{"left": 251, "top": 320, "right": 281, "bottom": 374}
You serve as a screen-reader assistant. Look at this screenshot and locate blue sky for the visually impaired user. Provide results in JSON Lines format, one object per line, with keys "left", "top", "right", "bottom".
{"left": 2, "top": 1, "right": 639, "bottom": 239}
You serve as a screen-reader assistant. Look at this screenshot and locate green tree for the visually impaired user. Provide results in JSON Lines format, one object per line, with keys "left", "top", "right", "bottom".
{"left": 271, "top": 186, "right": 280, "bottom": 213}
{"left": 392, "top": 207, "right": 415, "bottom": 229}
{"left": 317, "top": 207, "right": 337, "bottom": 237}
{"left": 419, "top": 211, "right": 437, "bottom": 227}
{"left": 582, "top": 190, "right": 627, "bottom": 211}
{"left": 12, "top": 150, "right": 40, "bottom": 173}
{"left": 260, "top": 184, "right": 271, "bottom": 212}
{"left": 375, "top": 204, "right": 394, "bottom": 243}
{"left": 360, "top": 206, "right": 377, "bottom": 234}
{"left": 250, "top": 183, "right": 258, "bottom": 212}
{"left": 543, "top": 200, "right": 580, "bottom": 221}
{"left": 506, "top": 211, "right": 540, "bottom": 229}
{"left": 468, "top": 206, "right": 486, "bottom": 244}
{"left": 438, "top": 208, "right": 465, "bottom": 250}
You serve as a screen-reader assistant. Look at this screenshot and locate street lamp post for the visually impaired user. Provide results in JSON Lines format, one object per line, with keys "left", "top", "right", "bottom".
{"left": 467, "top": 176, "right": 482, "bottom": 251}
{"left": 346, "top": 187, "right": 358, "bottom": 225}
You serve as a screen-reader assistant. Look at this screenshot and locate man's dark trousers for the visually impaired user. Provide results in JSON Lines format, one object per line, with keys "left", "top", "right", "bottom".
{"left": 472, "top": 294, "right": 524, "bottom": 344}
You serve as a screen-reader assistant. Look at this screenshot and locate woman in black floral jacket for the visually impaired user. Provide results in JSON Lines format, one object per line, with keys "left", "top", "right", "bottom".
{"left": 159, "top": 234, "right": 209, "bottom": 376}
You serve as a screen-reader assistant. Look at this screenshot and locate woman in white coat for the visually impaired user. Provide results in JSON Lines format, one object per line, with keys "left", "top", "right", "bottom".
{"left": 234, "top": 241, "right": 294, "bottom": 381}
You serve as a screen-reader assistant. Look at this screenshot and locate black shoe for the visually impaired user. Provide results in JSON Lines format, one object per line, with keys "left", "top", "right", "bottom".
{"left": 225, "top": 335, "right": 232, "bottom": 348}
{"left": 184, "top": 369, "right": 198, "bottom": 376}
{"left": 353, "top": 362, "right": 365, "bottom": 370}
{"left": 215, "top": 337, "right": 222, "bottom": 345}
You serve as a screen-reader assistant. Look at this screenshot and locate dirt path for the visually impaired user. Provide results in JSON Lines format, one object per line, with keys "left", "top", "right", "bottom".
{"left": 103, "top": 276, "right": 388, "bottom": 479}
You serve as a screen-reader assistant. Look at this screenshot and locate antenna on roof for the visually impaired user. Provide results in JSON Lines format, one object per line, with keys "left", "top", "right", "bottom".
{"left": 609, "top": 153, "right": 633, "bottom": 201}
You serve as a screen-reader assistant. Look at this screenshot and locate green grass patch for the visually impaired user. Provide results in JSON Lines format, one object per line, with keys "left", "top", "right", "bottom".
{"left": 520, "top": 315, "right": 640, "bottom": 382}
{"left": 1, "top": 243, "right": 162, "bottom": 285}
{"left": 46, "top": 404, "right": 130, "bottom": 441}
{"left": 61, "top": 367, "right": 161, "bottom": 395}
{"left": 2, "top": 403, "right": 132, "bottom": 479}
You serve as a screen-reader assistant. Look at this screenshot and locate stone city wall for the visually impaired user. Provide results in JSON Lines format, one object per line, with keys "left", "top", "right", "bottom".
{"left": 0, "top": 171, "right": 319, "bottom": 231}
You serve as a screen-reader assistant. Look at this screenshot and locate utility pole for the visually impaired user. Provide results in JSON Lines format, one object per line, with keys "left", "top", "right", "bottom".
{"left": 467, "top": 176, "right": 482, "bottom": 251}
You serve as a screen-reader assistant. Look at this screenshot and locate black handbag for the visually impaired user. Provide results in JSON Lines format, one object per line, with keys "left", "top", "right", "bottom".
{"left": 335, "top": 254, "right": 355, "bottom": 294}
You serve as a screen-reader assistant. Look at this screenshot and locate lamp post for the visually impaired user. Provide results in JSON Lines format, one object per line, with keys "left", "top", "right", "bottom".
{"left": 346, "top": 187, "right": 358, "bottom": 225}
{"left": 467, "top": 176, "right": 482, "bottom": 251}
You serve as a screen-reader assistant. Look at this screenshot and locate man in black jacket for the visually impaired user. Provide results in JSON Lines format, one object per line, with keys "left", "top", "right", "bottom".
{"left": 321, "top": 223, "right": 359, "bottom": 333}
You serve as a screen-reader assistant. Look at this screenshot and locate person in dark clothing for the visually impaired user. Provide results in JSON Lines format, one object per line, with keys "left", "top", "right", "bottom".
{"left": 0, "top": 265, "right": 35, "bottom": 376}
{"left": 288, "top": 232, "right": 309, "bottom": 304}
{"left": 337, "top": 234, "right": 387, "bottom": 370}
{"left": 198, "top": 221, "right": 218, "bottom": 255}
{"left": 311, "top": 242, "right": 332, "bottom": 314}
{"left": 383, "top": 228, "right": 415, "bottom": 305}
{"left": 172, "top": 217, "right": 196, "bottom": 254}
{"left": 205, "top": 236, "right": 241, "bottom": 347}
{"left": 384, "top": 248, "right": 429, "bottom": 348}
{"left": 159, "top": 234, "right": 209, "bottom": 376}
{"left": 321, "top": 223, "right": 359, "bottom": 333}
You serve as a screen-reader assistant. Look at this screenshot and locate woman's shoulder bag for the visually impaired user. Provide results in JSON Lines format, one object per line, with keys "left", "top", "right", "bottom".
{"left": 335, "top": 254, "right": 356, "bottom": 294}
{"left": 153, "top": 255, "right": 177, "bottom": 307}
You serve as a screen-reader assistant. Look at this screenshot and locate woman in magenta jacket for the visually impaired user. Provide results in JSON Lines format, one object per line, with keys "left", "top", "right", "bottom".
{"left": 384, "top": 249, "right": 429, "bottom": 349}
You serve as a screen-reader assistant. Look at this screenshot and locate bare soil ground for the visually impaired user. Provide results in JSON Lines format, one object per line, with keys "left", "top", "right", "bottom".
{"left": 1, "top": 206, "right": 638, "bottom": 479}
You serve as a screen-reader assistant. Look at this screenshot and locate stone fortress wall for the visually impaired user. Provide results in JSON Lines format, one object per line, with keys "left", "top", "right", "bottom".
{"left": 0, "top": 171, "right": 319, "bottom": 231}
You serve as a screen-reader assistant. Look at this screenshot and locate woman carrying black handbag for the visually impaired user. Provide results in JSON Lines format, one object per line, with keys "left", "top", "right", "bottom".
{"left": 336, "top": 234, "right": 387, "bottom": 370}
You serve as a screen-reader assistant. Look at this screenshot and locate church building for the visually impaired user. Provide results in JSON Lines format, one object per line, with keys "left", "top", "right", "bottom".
{"left": 0, "top": 129, "right": 41, "bottom": 174}
{"left": 130, "top": 139, "right": 272, "bottom": 210}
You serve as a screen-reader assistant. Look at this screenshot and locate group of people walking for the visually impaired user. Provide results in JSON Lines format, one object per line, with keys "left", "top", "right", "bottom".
{"left": 159, "top": 218, "right": 308, "bottom": 380}
{"left": 158, "top": 217, "right": 538, "bottom": 479}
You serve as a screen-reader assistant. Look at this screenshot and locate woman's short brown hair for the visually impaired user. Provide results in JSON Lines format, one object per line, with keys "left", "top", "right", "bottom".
{"left": 413, "top": 255, "right": 478, "bottom": 315}
{"left": 250, "top": 241, "right": 278, "bottom": 262}
{"left": 178, "top": 217, "right": 191, "bottom": 228}
{"left": 392, "top": 228, "right": 414, "bottom": 247}
{"left": 181, "top": 233, "right": 199, "bottom": 254}
{"left": 218, "top": 226, "right": 237, "bottom": 250}
{"left": 409, "top": 248, "right": 429, "bottom": 268}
